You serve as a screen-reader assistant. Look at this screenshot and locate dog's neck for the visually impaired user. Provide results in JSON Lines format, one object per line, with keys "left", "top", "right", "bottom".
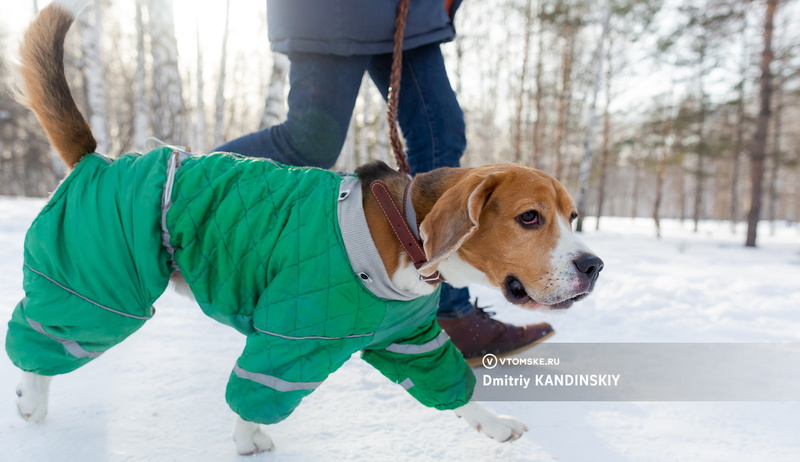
{"left": 359, "top": 164, "right": 476, "bottom": 297}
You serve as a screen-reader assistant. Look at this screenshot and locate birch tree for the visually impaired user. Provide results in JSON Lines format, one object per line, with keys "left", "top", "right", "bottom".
{"left": 78, "top": 0, "right": 109, "bottom": 153}
{"left": 530, "top": 0, "right": 546, "bottom": 168}
{"left": 513, "top": 0, "right": 535, "bottom": 164}
{"left": 214, "top": 0, "right": 231, "bottom": 147}
{"left": 340, "top": 115, "right": 357, "bottom": 171}
{"left": 553, "top": 8, "right": 579, "bottom": 179}
{"left": 148, "top": 0, "right": 185, "bottom": 145}
{"left": 133, "top": 0, "right": 148, "bottom": 152}
{"left": 357, "top": 77, "right": 373, "bottom": 166}
{"left": 260, "top": 53, "right": 289, "bottom": 129}
{"left": 194, "top": 27, "right": 206, "bottom": 153}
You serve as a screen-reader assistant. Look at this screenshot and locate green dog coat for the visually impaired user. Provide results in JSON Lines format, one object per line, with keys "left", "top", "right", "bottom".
{"left": 6, "top": 147, "right": 475, "bottom": 424}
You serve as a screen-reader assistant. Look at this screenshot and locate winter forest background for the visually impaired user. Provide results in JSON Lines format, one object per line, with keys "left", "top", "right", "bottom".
{"left": 0, "top": 0, "right": 798, "bottom": 248}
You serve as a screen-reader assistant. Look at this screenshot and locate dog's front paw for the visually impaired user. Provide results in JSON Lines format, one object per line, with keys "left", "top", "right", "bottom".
{"left": 16, "top": 372, "right": 52, "bottom": 424}
{"left": 473, "top": 414, "right": 527, "bottom": 442}
{"left": 454, "top": 402, "right": 527, "bottom": 442}
{"left": 233, "top": 416, "right": 274, "bottom": 454}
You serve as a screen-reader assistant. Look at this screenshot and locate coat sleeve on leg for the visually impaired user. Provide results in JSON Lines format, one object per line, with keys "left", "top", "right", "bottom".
{"left": 361, "top": 320, "right": 475, "bottom": 410}
{"left": 226, "top": 329, "right": 358, "bottom": 424}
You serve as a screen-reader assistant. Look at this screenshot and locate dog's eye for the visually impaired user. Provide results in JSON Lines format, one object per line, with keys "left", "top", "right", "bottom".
{"left": 570, "top": 212, "right": 578, "bottom": 223}
{"left": 517, "top": 210, "right": 540, "bottom": 228}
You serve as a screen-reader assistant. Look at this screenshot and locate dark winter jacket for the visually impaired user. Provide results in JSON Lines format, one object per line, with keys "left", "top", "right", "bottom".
{"left": 6, "top": 147, "right": 475, "bottom": 425}
{"left": 267, "top": 0, "right": 463, "bottom": 56}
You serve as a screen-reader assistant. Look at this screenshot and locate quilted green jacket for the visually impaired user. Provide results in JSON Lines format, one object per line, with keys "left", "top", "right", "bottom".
{"left": 6, "top": 147, "right": 475, "bottom": 424}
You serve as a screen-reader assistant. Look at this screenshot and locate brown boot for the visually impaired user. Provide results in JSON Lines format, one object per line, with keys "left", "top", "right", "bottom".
{"left": 438, "top": 303, "right": 555, "bottom": 367}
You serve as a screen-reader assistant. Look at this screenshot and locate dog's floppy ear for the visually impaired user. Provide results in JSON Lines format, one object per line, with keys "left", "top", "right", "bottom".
{"left": 418, "top": 171, "right": 502, "bottom": 277}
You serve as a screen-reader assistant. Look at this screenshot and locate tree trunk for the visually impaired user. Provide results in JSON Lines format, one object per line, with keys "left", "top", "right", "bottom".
{"left": 260, "top": 53, "right": 290, "bottom": 129}
{"left": 768, "top": 80, "right": 782, "bottom": 235}
{"left": 653, "top": 154, "right": 667, "bottom": 239}
{"left": 746, "top": 0, "right": 777, "bottom": 248}
{"left": 375, "top": 98, "right": 390, "bottom": 163}
{"left": 730, "top": 21, "right": 748, "bottom": 233}
{"left": 693, "top": 140, "right": 705, "bottom": 232}
{"left": 531, "top": 0, "right": 545, "bottom": 168}
{"left": 653, "top": 112, "right": 672, "bottom": 240}
{"left": 214, "top": 0, "right": 231, "bottom": 146}
{"left": 133, "top": 0, "right": 148, "bottom": 152}
{"left": 730, "top": 88, "right": 745, "bottom": 232}
{"left": 554, "top": 21, "right": 576, "bottom": 179}
{"left": 595, "top": 32, "right": 613, "bottom": 231}
{"left": 453, "top": 4, "right": 466, "bottom": 98}
{"left": 692, "top": 45, "right": 707, "bottom": 233}
{"left": 795, "top": 149, "right": 800, "bottom": 224}
{"left": 513, "top": 0, "right": 534, "bottom": 164}
{"left": 339, "top": 113, "right": 357, "bottom": 172}
{"left": 357, "top": 77, "right": 372, "bottom": 166}
{"left": 148, "top": 0, "right": 185, "bottom": 144}
{"left": 576, "top": 0, "right": 611, "bottom": 232}
{"left": 193, "top": 27, "right": 206, "bottom": 153}
{"left": 679, "top": 163, "right": 687, "bottom": 224}
{"left": 78, "top": 1, "right": 109, "bottom": 153}
{"left": 630, "top": 160, "right": 641, "bottom": 219}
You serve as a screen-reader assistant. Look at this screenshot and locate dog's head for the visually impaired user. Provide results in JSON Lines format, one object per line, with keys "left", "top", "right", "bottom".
{"left": 418, "top": 164, "right": 602, "bottom": 310}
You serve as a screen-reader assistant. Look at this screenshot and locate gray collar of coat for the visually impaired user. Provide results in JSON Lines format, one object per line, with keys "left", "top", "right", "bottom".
{"left": 337, "top": 176, "right": 422, "bottom": 302}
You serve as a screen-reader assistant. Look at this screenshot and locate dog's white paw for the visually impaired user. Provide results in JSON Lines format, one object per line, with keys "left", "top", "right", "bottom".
{"left": 454, "top": 402, "right": 527, "bottom": 442}
{"left": 233, "top": 415, "right": 274, "bottom": 454}
{"left": 16, "top": 371, "right": 52, "bottom": 424}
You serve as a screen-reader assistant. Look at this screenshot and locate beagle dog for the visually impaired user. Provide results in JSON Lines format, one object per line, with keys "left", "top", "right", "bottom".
{"left": 11, "top": 0, "right": 602, "bottom": 454}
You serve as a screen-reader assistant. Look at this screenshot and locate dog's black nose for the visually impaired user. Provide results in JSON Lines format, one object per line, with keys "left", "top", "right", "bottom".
{"left": 574, "top": 254, "right": 604, "bottom": 281}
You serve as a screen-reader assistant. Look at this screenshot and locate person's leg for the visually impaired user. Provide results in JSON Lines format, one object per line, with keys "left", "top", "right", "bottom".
{"left": 366, "top": 43, "right": 465, "bottom": 174}
{"left": 368, "top": 44, "right": 554, "bottom": 362}
{"left": 215, "top": 52, "right": 369, "bottom": 168}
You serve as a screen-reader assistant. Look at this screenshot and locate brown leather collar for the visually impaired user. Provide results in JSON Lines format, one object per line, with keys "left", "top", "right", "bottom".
{"left": 369, "top": 180, "right": 446, "bottom": 285}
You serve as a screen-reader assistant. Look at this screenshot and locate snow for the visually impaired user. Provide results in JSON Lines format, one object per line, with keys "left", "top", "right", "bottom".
{"left": 1, "top": 195, "right": 799, "bottom": 461}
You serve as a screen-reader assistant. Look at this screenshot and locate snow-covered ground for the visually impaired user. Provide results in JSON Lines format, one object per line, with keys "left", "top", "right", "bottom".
{"left": 1, "top": 196, "right": 798, "bottom": 461}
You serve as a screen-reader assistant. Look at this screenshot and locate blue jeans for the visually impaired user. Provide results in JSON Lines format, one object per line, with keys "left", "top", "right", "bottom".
{"left": 216, "top": 43, "right": 473, "bottom": 318}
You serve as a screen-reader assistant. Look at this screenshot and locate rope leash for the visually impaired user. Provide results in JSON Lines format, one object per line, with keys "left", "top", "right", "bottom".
{"left": 388, "top": 0, "right": 411, "bottom": 176}
{"left": 371, "top": 0, "right": 449, "bottom": 285}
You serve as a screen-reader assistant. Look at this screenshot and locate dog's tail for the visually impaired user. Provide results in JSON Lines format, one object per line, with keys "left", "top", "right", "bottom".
{"left": 16, "top": 0, "right": 96, "bottom": 168}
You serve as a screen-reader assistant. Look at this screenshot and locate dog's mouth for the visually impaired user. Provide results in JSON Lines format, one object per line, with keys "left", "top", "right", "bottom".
{"left": 503, "top": 275, "right": 590, "bottom": 310}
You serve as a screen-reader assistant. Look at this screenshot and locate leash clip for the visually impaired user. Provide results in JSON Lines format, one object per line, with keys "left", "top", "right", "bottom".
{"left": 419, "top": 272, "right": 446, "bottom": 284}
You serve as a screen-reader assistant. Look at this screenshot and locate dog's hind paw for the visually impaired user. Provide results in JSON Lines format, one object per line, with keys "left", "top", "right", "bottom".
{"left": 16, "top": 372, "right": 52, "bottom": 424}
{"left": 233, "top": 415, "right": 274, "bottom": 454}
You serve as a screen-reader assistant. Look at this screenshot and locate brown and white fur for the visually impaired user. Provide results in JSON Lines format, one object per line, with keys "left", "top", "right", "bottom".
{"left": 14, "top": 0, "right": 602, "bottom": 454}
